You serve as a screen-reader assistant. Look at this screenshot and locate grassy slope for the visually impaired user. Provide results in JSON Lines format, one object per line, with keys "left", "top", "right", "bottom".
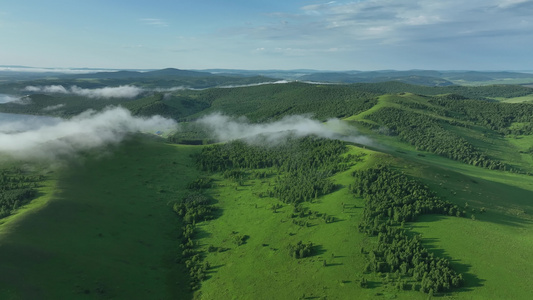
{"left": 196, "top": 147, "right": 429, "bottom": 300}
{"left": 385, "top": 148, "right": 533, "bottom": 300}
{"left": 0, "top": 137, "right": 200, "bottom": 299}
{"left": 350, "top": 105, "right": 533, "bottom": 300}
{"left": 1, "top": 86, "right": 532, "bottom": 299}
{"left": 496, "top": 95, "right": 533, "bottom": 103}
{"left": 193, "top": 92, "right": 533, "bottom": 299}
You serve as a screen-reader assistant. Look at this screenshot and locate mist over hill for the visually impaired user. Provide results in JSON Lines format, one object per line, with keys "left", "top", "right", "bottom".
{"left": 1, "top": 67, "right": 533, "bottom": 299}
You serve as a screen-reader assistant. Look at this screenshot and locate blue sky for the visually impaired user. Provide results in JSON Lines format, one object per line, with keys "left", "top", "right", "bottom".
{"left": 1, "top": 0, "right": 533, "bottom": 70}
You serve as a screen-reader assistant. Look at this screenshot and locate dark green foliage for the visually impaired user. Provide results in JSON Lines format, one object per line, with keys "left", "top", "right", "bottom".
{"left": 428, "top": 97, "right": 533, "bottom": 135}
{"left": 123, "top": 93, "right": 210, "bottom": 121}
{"left": 272, "top": 171, "right": 336, "bottom": 204}
{"left": 353, "top": 166, "right": 463, "bottom": 293}
{"left": 184, "top": 82, "right": 379, "bottom": 122}
{"left": 167, "top": 122, "right": 214, "bottom": 145}
{"left": 360, "top": 277, "right": 369, "bottom": 288}
{"left": 0, "top": 167, "right": 41, "bottom": 218}
{"left": 174, "top": 192, "right": 217, "bottom": 291}
{"left": 186, "top": 177, "right": 213, "bottom": 190}
{"left": 173, "top": 193, "right": 215, "bottom": 224}
{"left": 352, "top": 81, "right": 533, "bottom": 99}
{"left": 230, "top": 232, "right": 249, "bottom": 246}
{"left": 353, "top": 166, "right": 461, "bottom": 234}
{"left": 196, "top": 136, "right": 362, "bottom": 204}
{"left": 288, "top": 241, "right": 314, "bottom": 259}
{"left": 366, "top": 106, "right": 506, "bottom": 170}
{"left": 196, "top": 136, "right": 351, "bottom": 174}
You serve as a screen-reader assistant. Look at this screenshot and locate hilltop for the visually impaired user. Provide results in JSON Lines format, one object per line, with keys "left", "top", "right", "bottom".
{"left": 1, "top": 75, "right": 533, "bottom": 299}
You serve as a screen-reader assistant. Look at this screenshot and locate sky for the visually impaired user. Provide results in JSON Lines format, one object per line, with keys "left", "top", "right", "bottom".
{"left": 1, "top": 0, "right": 533, "bottom": 71}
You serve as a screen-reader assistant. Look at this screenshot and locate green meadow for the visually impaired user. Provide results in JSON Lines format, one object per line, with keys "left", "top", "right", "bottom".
{"left": 197, "top": 147, "right": 431, "bottom": 300}
{"left": 0, "top": 137, "right": 200, "bottom": 299}
{"left": 1, "top": 80, "right": 533, "bottom": 299}
{"left": 193, "top": 139, "right": 533, "bottom": 300}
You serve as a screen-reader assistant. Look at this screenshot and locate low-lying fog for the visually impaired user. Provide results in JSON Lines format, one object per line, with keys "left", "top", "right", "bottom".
{"left": 0, "top": 107, "right": 176, "bottom": 161}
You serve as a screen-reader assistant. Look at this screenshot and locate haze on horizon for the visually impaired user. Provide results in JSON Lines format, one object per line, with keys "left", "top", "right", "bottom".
{"left": 1, "top": 0, "right": 532, "bottom": 71}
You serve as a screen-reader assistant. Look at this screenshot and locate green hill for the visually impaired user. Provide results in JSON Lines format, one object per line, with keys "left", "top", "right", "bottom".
{"left": 1, "top": 79, "right": 533, "bottom": 299}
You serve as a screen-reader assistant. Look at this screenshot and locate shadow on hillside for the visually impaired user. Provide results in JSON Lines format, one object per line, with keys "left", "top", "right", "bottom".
{"left": 413, "top": 209, "right": 532, "bottom": 229}
{"left": 421, "top": 237, "right": 485, "bottom": 292}
{"left": 311, "top": 244, "right": 327, "bottom": 258}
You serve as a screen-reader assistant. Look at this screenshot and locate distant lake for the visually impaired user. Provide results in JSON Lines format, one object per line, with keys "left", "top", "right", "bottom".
{"left": 0, "top": 112, "right": 61, "bottom": 133}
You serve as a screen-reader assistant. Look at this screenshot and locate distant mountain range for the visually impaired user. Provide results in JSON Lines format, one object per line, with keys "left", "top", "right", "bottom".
{"left": 203, "top": 69, "right": 533, "bottom": 86}
{"left": 2, "top": 66, "right": 533, "bottom": 86}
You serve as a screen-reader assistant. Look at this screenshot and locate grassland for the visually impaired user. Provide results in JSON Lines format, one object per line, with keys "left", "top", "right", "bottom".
{"left": 0, "top": 136, "right": 201, "bottom": 299}
{"left": 1, "top": 80, "right": 533, "bottom": 299}
{"left": 191, "top": 138, "right": 533, "bottom": 299}
{"left": 196, "top": 147, "right": 431, "bottom": 300}
{"left": 190, "top": 90, "right": 533, "bottom": 299}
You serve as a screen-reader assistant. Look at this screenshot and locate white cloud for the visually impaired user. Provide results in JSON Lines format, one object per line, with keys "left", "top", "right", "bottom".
{"left": 194, "top": 113, "right": 372, "bottom": 146}
{"left": 23, "top": 85, "right": 144, "bottom": 99}
{"left": 24, "top": 85, "right": 68, "bottom": 94}
{"left": 0, "top": 107, "right": 177, "bottom": 161}
{"left": 70, "top": 85, "right": 144, "bottom": 99}
{"left": 0, "top": 94, "right": 20, "bottom": 103}
{"left": 235, "top": 0, "right": 533, "bottom": 53}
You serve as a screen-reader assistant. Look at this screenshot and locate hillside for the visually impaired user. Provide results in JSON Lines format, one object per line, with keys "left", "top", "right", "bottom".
{"left": 1, "top": 79, "right": 533, "bottom": 299}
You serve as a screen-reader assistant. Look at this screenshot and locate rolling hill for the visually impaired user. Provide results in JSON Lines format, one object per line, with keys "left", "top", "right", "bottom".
{"left": 1, "top": 76, "right": 533, "bottom": 299}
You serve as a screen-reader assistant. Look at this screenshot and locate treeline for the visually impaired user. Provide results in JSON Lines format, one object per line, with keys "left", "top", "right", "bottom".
{"left": 196, "top": 136, "right": 364, "bottom": 204}
{"left": 0, "top": 168, "right": 41, "bottom": 218}
{"left": 173, "top": 192, "right": 216, "bottom": 291}
{"left": 429, "top": 96, "right": 533, "bottom": 135}
{"left": 178, "top": 82, "right": 379, "bottom": 122}
{"left": 366, "top": 106, "right": 506, "bottom": 170}
{"left": 352, "top": 166, "right": 463, "bottom": 293}
{"left": 352, "top": 81, "right": 533, "bottom": 99}
{"left": 196, "top": 136, "right": 353, "bottom": 173}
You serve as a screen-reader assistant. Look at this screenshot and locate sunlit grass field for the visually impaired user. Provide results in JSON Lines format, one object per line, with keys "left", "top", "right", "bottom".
{"left": 197, "top": 147, "right": 431, "bottom": 300}
{"left": 1, "top": 87, "right": 533, "bottom": 299}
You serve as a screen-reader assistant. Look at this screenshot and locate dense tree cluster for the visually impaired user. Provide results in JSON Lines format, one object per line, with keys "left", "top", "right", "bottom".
{"left": 186, "top": 177, "right": 213, "bottom": 190}
{"left": 179, "top": 82, "right": 379, "bottom": 122}
{"left": 196, "top": 136, "right": 364, "bottom": 204}
{"left": 0, "top": 168, "right": 40, "bottom": 218}
{"left": 428, "top": 97, "right": 533, "bottom": 135}
{"left": 173, "top": 192, "right": 216, "bottom": 290}
{"left": 353, "top": 166, "right": 463, "bottom": 293}
{"left": 353, "top": 81, "right": 533, "bottom": 99}
{"left": 366, "top": 106, "right": 506, "bottom": 170}
{"left": 288, "top": 241, "right": 314, "bottom": 259}
{"left": 271, "top": 171, "right": 336, "bottom": 204}
{"left": 196, "top": 136, "right": 351, "bottom": 172}
{"left": 173, "top": 192, "right": 215, "bottom": 224}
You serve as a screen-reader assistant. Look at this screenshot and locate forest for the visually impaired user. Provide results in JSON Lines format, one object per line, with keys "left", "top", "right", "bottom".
{"left": 0, "top": 167, "right": 41, "bottom": 218}
{"left": 364, "top": 106, "right": 508, "bottom": 170}
{"left": 352, "top": 166, "right": 464, "bottom": 294}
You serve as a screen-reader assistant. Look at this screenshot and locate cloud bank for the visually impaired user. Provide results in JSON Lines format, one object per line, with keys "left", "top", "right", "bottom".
{"left": 194, "top": 113, "right": 372, "bottom": 146}
{"left": 0, "top": 107, "right": 177, "bottom": 161}
{"left": 22, "top": 81, "right": 292, "bottom": 98}
{"left": 0, "top": 94, "right": 21, "bottom": 104}
{"left": 23, "top": 85, "right": 144, "bottom": 99}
